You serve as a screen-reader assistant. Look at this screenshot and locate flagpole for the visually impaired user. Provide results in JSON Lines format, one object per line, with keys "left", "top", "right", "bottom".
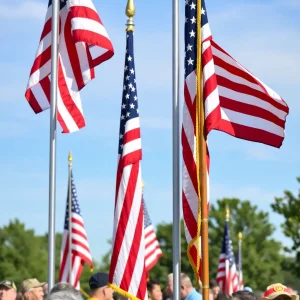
{"left": 172, "top": 0, "right": 181, "bottom": 298}
{"left": 48, "top": 0, "right": 60, "bottom": 290}
{"left": 68, "top": 152, "right": 73, "bottom": 285}
{"left": 238, "top": 232, "right": 242, "bottom": 289}
{"left": 197, "top": 0, "right": 209, "bottom": 298}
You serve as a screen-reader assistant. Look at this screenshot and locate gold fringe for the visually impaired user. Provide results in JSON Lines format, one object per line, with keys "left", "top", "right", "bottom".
{"left": 108, "top": 283, "right": 140, "bottom": 300}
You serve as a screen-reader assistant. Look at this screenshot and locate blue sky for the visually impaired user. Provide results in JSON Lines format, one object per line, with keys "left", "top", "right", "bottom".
{"left": 0, "top": 0, "right": 299, "bottom": 265}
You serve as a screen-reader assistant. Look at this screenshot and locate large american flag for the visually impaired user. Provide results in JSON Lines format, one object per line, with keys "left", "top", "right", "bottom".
{"left": 25, "top": 0, "right": 114, "bottom": 133}
{"left": 59, "top": 172, "right": 93, "bottom": 289}
{"left": 216, "top": 219, "right": 238, "bottom": 295}
{"left": 108, "top": 30, "right": 147, "bottom": 300}
{"left": 142, "top": 197, "right": 162, "bottom": 273}
{"left": 182, "top": 0, "right": 288, "bottom": 280}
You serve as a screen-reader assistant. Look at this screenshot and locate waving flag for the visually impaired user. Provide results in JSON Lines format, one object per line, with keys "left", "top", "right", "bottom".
{"left": 182, "top": 0, "right": 288, "bottom": 280}
{"left": 216, "top": 217, "right": 238, "bottom": 295}
{"left": 59, "top": 172, "right": 93, "bottom": 289}
{"left": 142, "top": 197, "right": 162, "bottom": 273}
{"left": 25, "top": 0, "right": 114, "bottom": 133}
{"left": 108, "top": 30, "right": 147, "bottom": 300}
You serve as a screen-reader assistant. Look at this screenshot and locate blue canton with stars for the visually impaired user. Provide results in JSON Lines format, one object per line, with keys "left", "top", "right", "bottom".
{"left": 185, "top": 0, "right": 209, "bottom": 76}
{"left": 118, "top": 30, "right": 139, "bottom": 155}
{"left": 142, "top": 197, "right": 152, "bottom": 229}
{"left": 221, "top": 221, "right": 236, "bottom": 268}
{"left": 64, "top": 173, "right": 81, "bottom": 230}
{"left": 48, "top": 0, "right": 67, "bottom": 9}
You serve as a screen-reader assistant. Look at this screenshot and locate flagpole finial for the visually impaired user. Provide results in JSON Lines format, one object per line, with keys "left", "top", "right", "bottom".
{"left": 68, "top": 151, "right": 73, "bottom": 166}
{"left": 126, "top": 0, "right": 135, "bottom": 30}
{"left": 238, "top": 232, "right": 243, "bottom": 240}
{"left": 226, "top": 206, "right": 230, "bottom": 221}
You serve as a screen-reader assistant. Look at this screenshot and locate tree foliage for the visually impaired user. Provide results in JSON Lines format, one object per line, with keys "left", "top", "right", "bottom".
{"left": 0, "top": 219, "right": 103, "bottom": 295}
{"left": 209, "top": 198, "right": 284, "bottom": 291}
{"left": 130, "top": 199, "right": 289, "bottom": 291}
{"left": 271, "top": 177, "right": 300, "bottom": 277}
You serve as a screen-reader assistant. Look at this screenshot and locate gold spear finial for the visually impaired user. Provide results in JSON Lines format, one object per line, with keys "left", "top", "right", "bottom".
{"left": 68, "top": 151, "right": 73, "bottom": 166}
{"left": 226, "top": 205, "right": 230, "bottom": 221}
{"left": 126, "top": 0, "right": 135, "bottom": 30}
{"left": 238, "top": 232, "right": 243, "bottom": 240}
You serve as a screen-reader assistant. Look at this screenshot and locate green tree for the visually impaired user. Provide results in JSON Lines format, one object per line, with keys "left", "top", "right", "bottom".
{"left": 271, "top": 178, "right": 300, "bottom": 278}
{"left": 209, "top": 198, "right": 284, "bottom": 291}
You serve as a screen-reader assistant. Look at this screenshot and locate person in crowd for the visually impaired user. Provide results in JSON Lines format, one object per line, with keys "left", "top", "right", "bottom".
{"left": 209, "top": 281, "right": 220, "bottom": 300}
{"left": 47, "top": 288, "right": 83, "bottom": 300}
{"left": 0, "top": 281, "right": 17, "bottom": 300}
{"left": 164, "top": 274, "right": 173, "bottom": 300}
{"left": 19, "top": 279, "right": 45, "bottom": 300}
{"left": 147, "top": 280, "right": 162, "bottom": 300}
{"left": 180, "top": 273, "right": 202, "bottom": 300}
{"left": 209, "top": 290, "right": 214, "bottom": 300}
{"left": 232, "top": 290, "right": 257, "bottom": 300}
{"left": 88, "top": 272, "right": 114, "bottom": 300}
{"left": 42, "top": 284, "right": 48, "bottom": 299}
{"left": 260, "top": 284, "right": 299, "bottom": 300}
{"left": 49, "top": 283, "right": 79, "bottom": 295}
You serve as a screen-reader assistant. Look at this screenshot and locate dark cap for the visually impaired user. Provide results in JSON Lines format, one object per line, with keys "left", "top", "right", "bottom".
{"left": 89, "top": 273, "right": 109, "bottom": 290}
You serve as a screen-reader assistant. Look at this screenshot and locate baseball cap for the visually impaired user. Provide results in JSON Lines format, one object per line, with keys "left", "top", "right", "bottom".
{"left": 0, "top": 281, "right": 17, "bottom": 291}
{"left": 261, "top": 284, "right": 298, "bottom": 300}
{"left": 20, "top": 279, "right": 46, "bottom": 293}
{"left": 89, "top": 273, "right": 109, "bottom": 290}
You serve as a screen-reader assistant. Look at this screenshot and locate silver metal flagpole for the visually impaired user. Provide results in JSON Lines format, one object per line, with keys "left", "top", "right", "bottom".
{"left": 172, "top": 0, "right": 181, "bottom": 298}
{"left": 48, "top": 0, "right": 60, "bottom": 290}
{"left": 68, "top": 152, "right": 73, "bottom": 285}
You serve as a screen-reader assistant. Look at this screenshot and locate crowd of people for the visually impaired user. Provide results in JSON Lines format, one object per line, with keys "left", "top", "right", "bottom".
{"left": 0, "top": 273, "right": 298, "bottom": 300}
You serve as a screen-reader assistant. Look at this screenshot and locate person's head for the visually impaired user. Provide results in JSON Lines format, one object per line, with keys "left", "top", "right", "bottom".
{"left": 16, "top": 291, "right": 38, "bottom": 300}
{"left": 147, "top": 280, "right": 162, "bottom": 300}
{"left": 209, "top": 290, "right": 214, "bottom": 300}
{"left": 49, "top": 283, "right": 77, "bottom": 295}
{"left": 20, "top": 279, "right": 45, "bottom": 300}
{"left": 165, "top": 274, "right": 173, "bottom": 296}
{"left": 47, "top": 290, "right": 83, "bottom": 300}
{"left": 232, "top": 291, "right": 257, "bottom": 300}
{"left": 260, "top": 284, "right": 299, "bottom": 300}
{"left": 180, "top": 273, "right": 193, "bottom": 300}
{"left": 89, "top": 273, "right": 114, "bottom": 300}
{"left": 209, "top": 281, "right": 220, "bottom": 299}
{"left": 42, "top": 284, "right": 48, "bottom": 299}
{"left": 0, "top": 281, "right": 17, "bottom": 300}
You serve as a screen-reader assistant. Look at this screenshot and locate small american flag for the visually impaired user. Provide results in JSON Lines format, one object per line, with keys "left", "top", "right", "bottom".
{"left": 216, "top": 219, "right": 238, "bottom": 295}
{"left": 108, "top": 30, "right": 147, "bottom": 300}
{"left": 59, "top": 172, "right": 93, "bottom": 289}
{"left": 142, "top": 196, "right": 162, "bottom": 273}
{"left": 182, "top": 0, "right": 288, "bottom": 281}
{"left": 25, "top": 0, "right": 114, "bottom": 133}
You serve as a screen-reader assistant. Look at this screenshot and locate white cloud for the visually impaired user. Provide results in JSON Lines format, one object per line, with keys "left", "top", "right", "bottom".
{"left": 0, "top": 1, "right": 46, "bottom": 20}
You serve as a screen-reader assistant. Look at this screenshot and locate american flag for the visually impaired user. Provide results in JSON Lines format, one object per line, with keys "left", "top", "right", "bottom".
{"left": 182, "top": 0, "right": 288, "bottom": 280}
{"left": 142, "top": 196, "right": 162, "bottom": 273}
{"left": 216, "top": 218, "right": 238, "bottom": 295}
{"left": 108, "top": 30, "right": 147, "bottom": 300}
{"left": 59, "top": 172, "right": 93, "bottom": 289}
{"left": 25, "top": 0, "right": 114, "bottom": 133}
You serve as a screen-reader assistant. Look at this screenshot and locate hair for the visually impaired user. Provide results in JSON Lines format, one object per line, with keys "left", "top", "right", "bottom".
{"left": 47, "top": 290, "right": 83, "bottom": 300}
{"left": 180, "top": 274, "right": 193, "bottom": 289}
{"left": 210, "top": 280, "right": 220, "bottom": 289}
{"left": 147, "top": 281, "right": 160, "bottom": 293}
{"left": 167, "top": 274, "right": 173, "bottom": 279}
{"left": 232, "top": 291, "right": 258, "bottom": 300}
{"left": 49, "top": 283, "right": 78, "bottom": 295}
{"left": 216, "top": 292, "right": 230, "bottom": 300}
